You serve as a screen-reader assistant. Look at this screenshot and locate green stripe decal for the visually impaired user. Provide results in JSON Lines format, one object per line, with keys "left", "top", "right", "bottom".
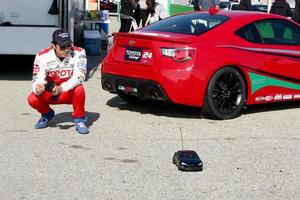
{"left": 249, "top": 72, "right": 300, "bottom": 94}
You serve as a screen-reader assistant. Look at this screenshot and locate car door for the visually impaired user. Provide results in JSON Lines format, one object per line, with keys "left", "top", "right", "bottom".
{"left": 255, "top": 19, "right": 300, "bottom": 81}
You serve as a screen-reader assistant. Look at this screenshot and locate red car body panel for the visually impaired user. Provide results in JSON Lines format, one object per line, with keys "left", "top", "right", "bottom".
{"left": 101, "top": 11, "right": 300, "bottom": 108}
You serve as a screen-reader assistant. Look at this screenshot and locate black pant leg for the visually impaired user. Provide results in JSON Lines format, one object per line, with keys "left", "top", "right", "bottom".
{"left": 119, "top": 18, "right": 132, "bottom": 32}
{"left": 139, "top": 9, "right": 149, "bottom": 27}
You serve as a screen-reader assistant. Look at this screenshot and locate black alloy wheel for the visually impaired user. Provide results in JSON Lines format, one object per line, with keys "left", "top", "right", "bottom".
{"left": 202, "top": 67, "right": 246, "bottom": 119}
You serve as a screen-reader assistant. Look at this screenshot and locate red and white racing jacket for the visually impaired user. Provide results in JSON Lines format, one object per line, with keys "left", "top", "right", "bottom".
{"left": 32, "top": 46, "right": 87, "bottom": 95}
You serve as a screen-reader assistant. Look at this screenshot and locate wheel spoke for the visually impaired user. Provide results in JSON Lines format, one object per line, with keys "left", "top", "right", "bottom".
{"left": 219, "top": 98, "right": 227, "bottom": 111}
{"left": 229, "top": 97, "right": 237, "bottom": 108}
{"left": 214, "top": 94, "right": 225, "bottom": 105}
{"left": 231, "top": 89, "right": 242, "bottom": 94}
{"left": 213, "top": 92, "right": 223, "bottom": 99}
{"left": 226, "top": 72, "right": 233, "bottom": 88}
{"left": 215, "top": 82, "right": 224, "bottom": 91}
{"left": 229, "top": 81, "right": 240, "bottom": 91}
{"left": 213, "top": 88, "right": 222, "bottom": 93}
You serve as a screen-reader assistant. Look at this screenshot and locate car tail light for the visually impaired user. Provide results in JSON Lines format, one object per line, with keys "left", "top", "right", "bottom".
{"left": 161, "top": 47, "right": 195, "bottom": 62}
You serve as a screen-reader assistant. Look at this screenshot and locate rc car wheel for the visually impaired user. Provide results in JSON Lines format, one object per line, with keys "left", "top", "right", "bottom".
{"left": 118, "top": 92, "right": 141, "bottom": 105}
{"left": 202, "top": 67, "right": 246, "bottom": 119}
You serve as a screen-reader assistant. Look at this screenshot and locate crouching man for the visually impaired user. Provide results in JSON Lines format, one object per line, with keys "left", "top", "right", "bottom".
{"left": 27, "top": 29, "right": 89, "bottom": 134}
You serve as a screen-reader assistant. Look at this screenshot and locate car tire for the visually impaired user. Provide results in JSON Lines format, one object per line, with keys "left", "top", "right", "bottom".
{"left": 202, "top": 67, "right": 246, "bottom": 119}
{"left": 118, "top": 92, "right": 141, "bottom": 105}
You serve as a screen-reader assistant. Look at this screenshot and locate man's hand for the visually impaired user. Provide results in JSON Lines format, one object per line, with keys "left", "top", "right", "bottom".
{"left": 52, "top": 85, "right": 63, "bottom": 95}
{"left": 36, "top": 83, "right": 45, "bottom": 95}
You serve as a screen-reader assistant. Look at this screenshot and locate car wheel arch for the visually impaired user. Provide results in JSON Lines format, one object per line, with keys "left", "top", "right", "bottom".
{"left": 203, "top": 65, "right": 248, "bottom": 105}
{"left": 202, "top": 65, "right": 248, "bottom": 119}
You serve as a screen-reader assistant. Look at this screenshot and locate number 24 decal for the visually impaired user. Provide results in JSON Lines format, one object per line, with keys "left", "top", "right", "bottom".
{"left": 142, "top": 52, "right": 152, "bottom": 59}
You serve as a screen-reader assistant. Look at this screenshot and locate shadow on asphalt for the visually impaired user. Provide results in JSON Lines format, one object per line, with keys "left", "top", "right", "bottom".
{"left": 0, "top": 55, "right": 34, "bottom": 81}
{"left": 106, "top": 96, "right": 202, "bottom": 119}
{"left": 48, "top": 111, "right": 100, "bottom": 129}
{"left": 106, "top": 95, "right": 300, "bottom": 119}
{"left": 0, "top": 54, "right": 106, "bottom": 81}
{"left": 243, "top": 101, "right": 300, "bottom": 115}
{"left": 85, "top": 52, "right": 106, "bottom": 81}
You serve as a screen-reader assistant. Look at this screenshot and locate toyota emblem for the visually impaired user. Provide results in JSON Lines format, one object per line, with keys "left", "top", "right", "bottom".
{"left": 129, "top": 40, "right": 136, "bottom": 45}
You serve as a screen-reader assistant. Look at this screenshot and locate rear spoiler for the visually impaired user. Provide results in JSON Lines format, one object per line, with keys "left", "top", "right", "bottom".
{"left": 113, "top": 31, "right": 193, "bottom": 44}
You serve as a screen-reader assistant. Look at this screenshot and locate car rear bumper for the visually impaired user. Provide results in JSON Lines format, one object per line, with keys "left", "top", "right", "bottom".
{"left": 180, "top": 165, "right": 203, "bottom": 172}
{"left": 102, "top": 74, "right": 170, "bottom": 101}
{"left": 101, "top": 60, "right": 206, "bottom": 107}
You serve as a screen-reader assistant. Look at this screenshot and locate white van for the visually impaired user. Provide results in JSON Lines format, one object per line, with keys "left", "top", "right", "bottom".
{"left": 0, "top": 0, "right": 85, "bottom": 55}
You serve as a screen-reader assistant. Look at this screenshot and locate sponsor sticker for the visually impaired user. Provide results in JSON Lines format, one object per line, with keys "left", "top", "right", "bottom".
{"left": 79, "top": 54, "right": 86, "bottom": 59}
{"left": 255, "top": 94, "right": 297, "bottom": 102}
{"left": 293, "top": 94, "right": 300, "bottom": 99}
{"left": 125, "top": 47, "right": 142, "bottom": 62}
{"left": 274, "top": 94, "right": 283, "bottom": 100}
{"left": 124, "top": 48, "right": 153, "bottom": 64}
{"left": 141, "top": 50, "right": 153, "bottom": 64}
{"left": 264, "top": 96, "right": 273, "bottom": 101}
{"left": 253, "top": 78, "right": 267, "bottom": 85}
{"left": 33, "top": 65, "right": 40, "bottom": 73}
{"left": 47, "top": 61, "right": 56, "bottom": 65}
{"left": 283, "top": 94, "right": 293, "bottom": 100}
{"left": 255, "top": 96, "right": 265, "bottom": 102}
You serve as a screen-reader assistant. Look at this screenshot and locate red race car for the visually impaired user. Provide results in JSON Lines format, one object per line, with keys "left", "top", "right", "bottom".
{"left": 101, "top": 11, "right": 300, "bottom": 119}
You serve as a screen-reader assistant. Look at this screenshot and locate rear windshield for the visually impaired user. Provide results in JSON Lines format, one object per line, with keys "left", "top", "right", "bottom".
{"left": 142, "top": 13, "right": 229, "bottom": 35}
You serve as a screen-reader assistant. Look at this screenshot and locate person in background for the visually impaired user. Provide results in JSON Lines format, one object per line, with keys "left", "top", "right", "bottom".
{"left": 191, "top": 0, "right": 200, "bottom": 11}
{"left": 239, "top": 0, "right": 252, "bottom": 11}
{"left": 145, "top": 0, "right": 169, "bottom": 25}
{"left": 133, "top": 0, "right": 140, "bottom": 26}
{"left": 293, "top": 0, "right": 300, "bottom": 23}
{"left": 198, "top": 0, "right": 220, "bottom": 11}
{"left": 119, "top": 0, "right": 137, "bottom": 32}
{"left": 136, "top": 0, "right": 149, "bottom": 27}
{"left": 270, "top": 0, "right": 293, "bottom": 17}
{"left": 27, "top": 29, "right": 89, "bottom": 134}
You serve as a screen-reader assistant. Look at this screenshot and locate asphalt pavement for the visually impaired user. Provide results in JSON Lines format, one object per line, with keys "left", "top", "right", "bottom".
{"left": 0, "top": 7, "right": 300, "bottom": 200}
{"left": 0, "top": 53, "right": 300, "bottom": 199}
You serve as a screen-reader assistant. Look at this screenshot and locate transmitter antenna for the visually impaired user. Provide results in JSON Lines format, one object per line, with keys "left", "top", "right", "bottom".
{"left": 180, "top": 127, "right": 184, "bottom": 150}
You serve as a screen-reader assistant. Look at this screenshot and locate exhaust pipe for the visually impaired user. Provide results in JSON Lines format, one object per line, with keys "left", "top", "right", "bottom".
{"left": 103, "top": 81, "right": 112, "bottom": 91}
{"left": 149, "top": 88, "right": 164, "bottom": 100}
{"left": 151, "top": 90, "right": 160, "bottom": 99}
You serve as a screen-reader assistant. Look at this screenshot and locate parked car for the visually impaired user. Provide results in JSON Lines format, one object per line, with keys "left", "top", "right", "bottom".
{"left": 100, "top": 0, "right": 118, "bottom": 13}
{"left": 224, "top": 2, "right": 240, "bottom": 10}
{"left": 187, "top": 0, "right": 233, "bottom": 10}
{"left": 101, "top": 11, "right": 300, "bottom": 119}
{"left": 225, "top": 2, "right": 267, "bottom": 12}
{"left": 219, "top": 1, "right": 231, "bottom": 9}
{"left": 291, "top": 7, "right": 295, "bottom": 15}
{"left": 252, "top": 4, "right": 268, "bottom": 12}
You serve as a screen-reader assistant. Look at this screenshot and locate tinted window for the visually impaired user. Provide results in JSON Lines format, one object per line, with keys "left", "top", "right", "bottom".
{"left": 236, "top": 24, "right": 262, "bottom": 43}
{"left": 291, "top": 8, "right": 295, "bottom": 15}
{"left": 220, "top": 2, "right": 230, "bottom": 9}
{"left": 142, "top": 13, "right": 229, "bottom": 35}
{"left": 231, "top": 4, "right": 240, "bottom": 10}
{"left": 181, "top": 152, "right": 198, "bottom": 159}
{"left": 255, "top": 19, "right": 300, "bottom": 45}
{"left": 252, "top": 5, "right": 267, "bottom": 12}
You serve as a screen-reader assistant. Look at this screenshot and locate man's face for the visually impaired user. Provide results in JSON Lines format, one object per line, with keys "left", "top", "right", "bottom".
{"left": 53, "top": 43, "right": 72, "bottom": 58}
